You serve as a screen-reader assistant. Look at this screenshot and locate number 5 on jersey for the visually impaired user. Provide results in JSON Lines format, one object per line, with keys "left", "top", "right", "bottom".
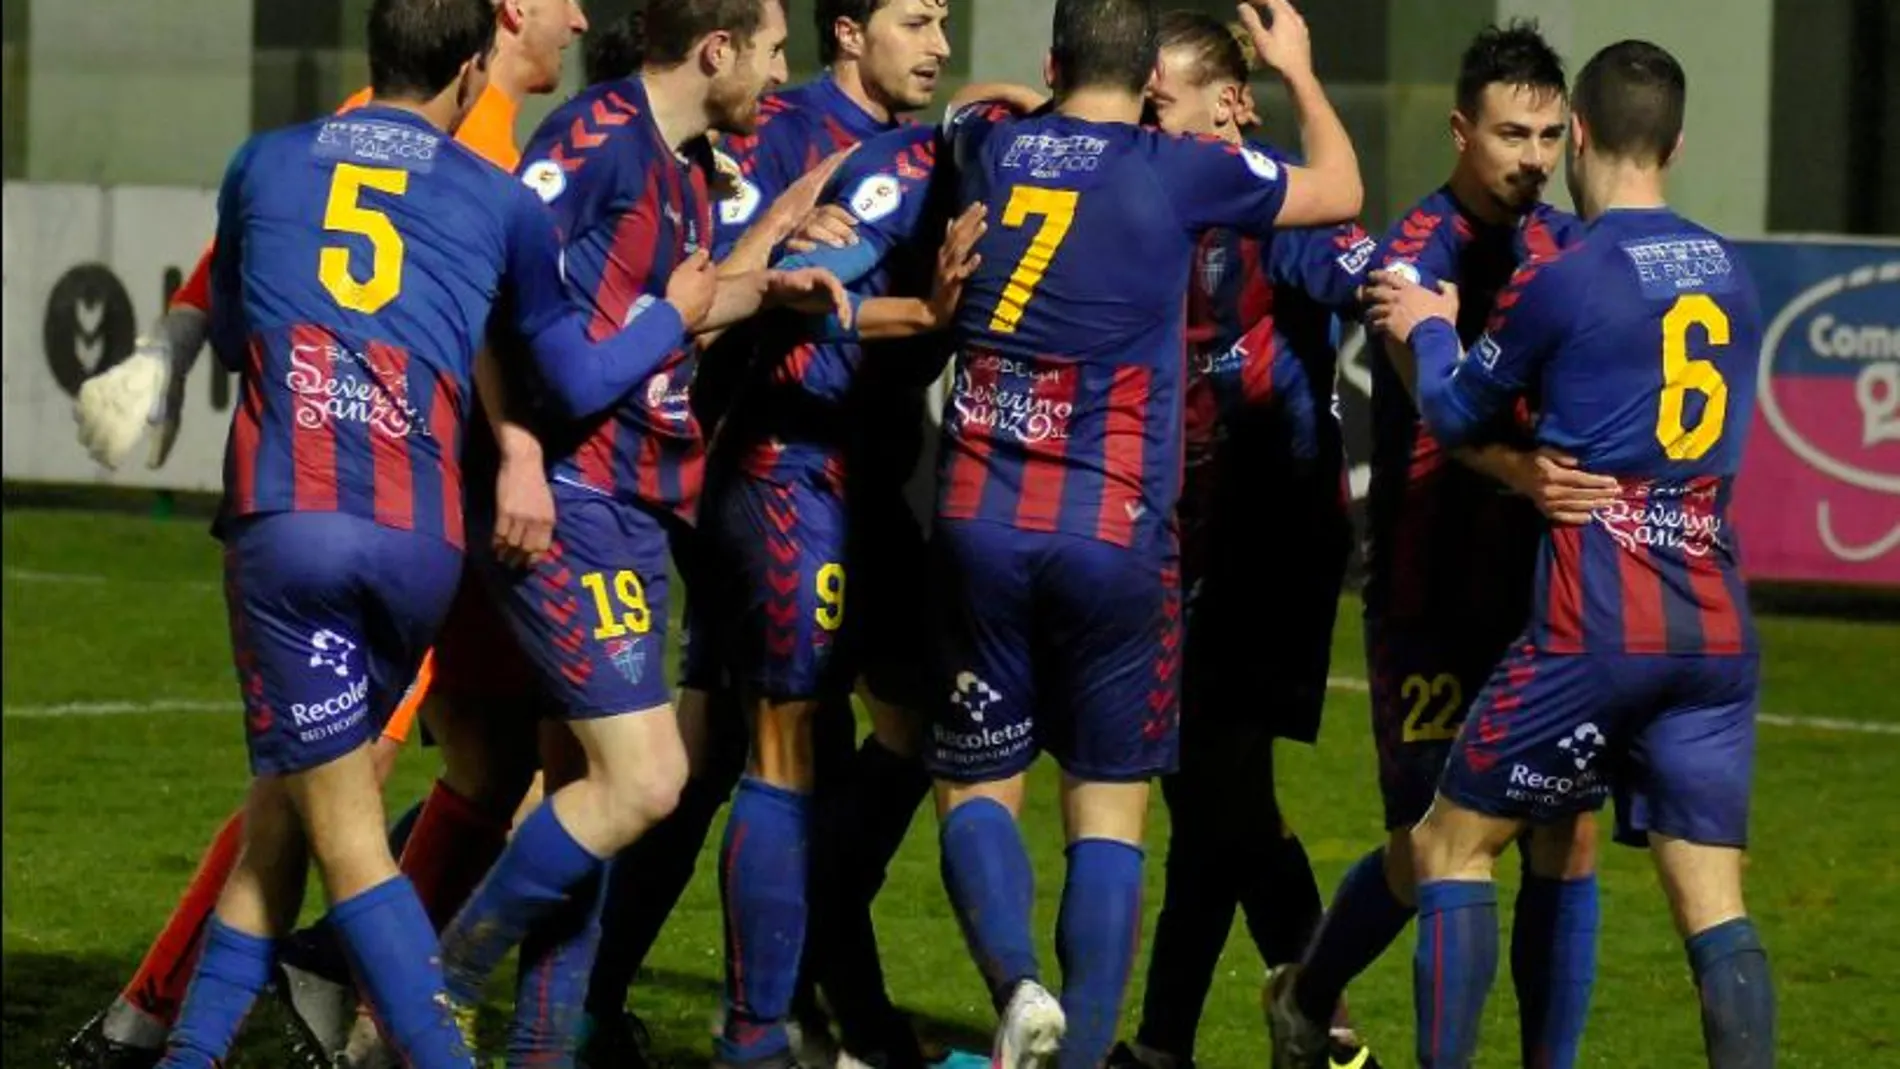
{"left": 320, "top": 163, "right": 408, "bottom": 314}
{"left": 989, "top": 186, "right": 1080, "bottom": 333}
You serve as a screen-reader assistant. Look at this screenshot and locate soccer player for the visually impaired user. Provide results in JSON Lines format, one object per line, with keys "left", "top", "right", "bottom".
{"left": 1365, "top": 39, "right": 1772, "bottom": 1069}
{"left": 1265, "top": 23, "right": 1621, "bottom": 1069}
{"left": 1103, "top": 12, "right": 1375, "bottom": 1069}
{"left": 63, "top": 5, "right": 589, "bottom": 1067}
{"left": 147, "top": 0, "right": 743, "bottom": 1062}
{"left": 405, "top": 4, "right": 850, "bottom": 1065}
{"left": 577, "top": 7, "right": 967, "bottom": 1066}
{"left": 925, "top": 1, "right": 1360, "bottom": 1067}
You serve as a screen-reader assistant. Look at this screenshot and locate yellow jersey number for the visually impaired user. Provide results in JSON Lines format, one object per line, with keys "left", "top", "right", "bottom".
{"left": 581, "top": 570, "right": 653, "bottom": 640}
{"left": 1655, "top": 293, "right": 1731, "bottom": 461}
{"left": 1400, "top": 672, "right": 1464, "bottom": 743}
{"left": 814, "top": 563, "right": 846, "bottom": 632}
{"left": 319, "top": 163, "right": 408, "bottom": 314}
{"left": 988, "top": 186, "right": 1080, "bottom": 334}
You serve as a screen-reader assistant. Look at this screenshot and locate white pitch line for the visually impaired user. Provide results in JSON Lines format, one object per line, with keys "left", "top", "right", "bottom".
{"left": 5, "top": 681, "right": 1897, "bottom": 736}
{"left": 4, "top": 699, "right": 234, "bottom": 719}
{"left": 3, "top": 567, "right": 217, "bottom": 590}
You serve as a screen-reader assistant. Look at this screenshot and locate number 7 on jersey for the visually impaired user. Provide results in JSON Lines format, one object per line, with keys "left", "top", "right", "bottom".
{"left": 988, "top": 186, "right": 1080, "bottom": 333}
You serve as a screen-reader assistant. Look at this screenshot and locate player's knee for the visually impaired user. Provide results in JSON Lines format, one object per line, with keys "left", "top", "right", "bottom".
{"left": 606, "top": 745, "right": 689, "bottom": 832}
{"left": 1408, "top": 798, "right": 1513, "bottom": 883}
{"left": 1525, "top": 813, "right": 1599, "bottom": 880}
{"left": 748, "top": 695, "right": 824, "bottom": 788}
{"left": 864, "top": 690, "right": 924, "bottom": 758}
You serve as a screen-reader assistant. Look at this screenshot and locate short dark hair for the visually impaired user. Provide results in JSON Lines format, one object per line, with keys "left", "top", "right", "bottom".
{"left": 643, "top": 0, "right": 773, "bottom": 67}
{"left": 816, "top": 0, "right": 891, "bottom": 66}
{"left": 1051, "top": 0, "right": 1159, "bottom": 96}
{"left": 1573, "top": 40, "right": 1687, "bottom": 165}
{"left": 585, "top": 7, "right": 645, "bottom": 84}
{"left": 367, "top": 0, "right": 496, "bottom": 100}
{"left": 1455, "top": 18, "right": 1566, "bottom": 119}
{"left": 1156, "top": 10, "right": 1251, "bottom": 88}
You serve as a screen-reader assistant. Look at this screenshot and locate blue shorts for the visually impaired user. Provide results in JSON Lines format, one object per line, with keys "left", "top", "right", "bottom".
{"left": 707, "top": 473, "right": 852, "bottom": 700}
{"left": 1440, "top": 643, "right": 1761, "bottom": 848}
{"left": 223, "top": 512, "right": 461, "bottom": 776}
{"left": 848, "top": 485, "right": 935, "bottom": 711}
{"left": 1365, "top": 615, "right": 1520, "bottom": 830}
{"left": 926, "top": 519, "right": 1181, "bottom": 784}
{"left": 482, "top": 487, "right": 681, "bottom": 718}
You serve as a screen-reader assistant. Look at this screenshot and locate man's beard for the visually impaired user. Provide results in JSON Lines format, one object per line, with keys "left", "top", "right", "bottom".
{"left": 709, "top": 76, "right": 763, "bottom": 136}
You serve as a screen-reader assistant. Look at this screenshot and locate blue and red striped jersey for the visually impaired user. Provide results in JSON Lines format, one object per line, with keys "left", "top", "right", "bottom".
{"left": 1409, "top": 208, "right": 1762, "bottom": 655}
{"left": 1362, "top": 186, "right": 1585, "bottom": 631}
{"left": 517, "top": 76, "right": 717, "bottom": 520}
{"left": 1179, "top": 167, "right": 1370, "bottom": 581}
{"left": 719, "top": 124, "right": 953, "bottom": 493}
{"left": 938, "top": 105, "right": 1292, "bottom": 552}
{"left": 210, "top": 106, "right": 577, "bottom": 548}
{"left": 712, "top": 74, "right": 900, "bottom": 258}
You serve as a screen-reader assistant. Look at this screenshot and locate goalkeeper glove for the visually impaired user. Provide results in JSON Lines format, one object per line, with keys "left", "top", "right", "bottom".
{"left": 72, "top": 305, "right": 208, "bottom": 470}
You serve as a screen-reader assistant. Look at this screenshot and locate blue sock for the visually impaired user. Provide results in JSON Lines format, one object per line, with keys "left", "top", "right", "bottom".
{"left": 331, "top": 876, "right": 471, "bottom": 1068}
{"left": 1296, "top": 846, "right": 1416, "bottom": 1026}
{"left": 1055, "top": 839, "right": 1145, "bottom": 1069}
{"left": 1686, "top": 918, "right": 1775, "bottom": 1069}
{"left": 512, "top": 867, "right": 608, "bottom": 1067}
{"left": 939, "top": 798, "right": 1039, "bottom": 1009}
{"left": 156, "top": 919, "right": 274, "bottom": 1069}
{"left": 1512, "top": 873, "right": 1599, "bottom": 1069}
{"left": 1414, "top": 880, "right": 1499, "bottom": 1069}
{"left": 440, "top": 803, "right": 604, "bottom": 1004}
{"left": 717, "top": 778, "right": 813, "bottom": 1064}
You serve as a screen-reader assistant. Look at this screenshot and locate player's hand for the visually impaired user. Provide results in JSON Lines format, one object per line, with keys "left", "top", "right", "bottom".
{"left": 1365, "top": 269, "right": 1459, "bottom": 343}
{"left": 74, "top": 340, "right": 174, "bottom": 470}
{"left": 1516, "top": 448, "right": 1622, "bottom": 526}
{"left": 760, "top": 147, "right": 856, "bottom": 247}
{"left": 786, "top": 204, "right": 861, "bottom": 254}
{"left": 927, "top": 202, "right": 987, "bottom": 329}
{"left": 666, "top": 249, "right": 719, "bottom": 332}
{"left": 1239, "top": 0, "right": 1314, "bottom": 82}
{"left": 767, "top": 267, "right": 854, "bottom": 329}
{"left": 491, "top": 449, "right": 556, "bottom": 569}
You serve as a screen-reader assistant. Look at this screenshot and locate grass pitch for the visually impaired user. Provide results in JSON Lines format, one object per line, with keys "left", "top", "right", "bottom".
{"left": 4, "top": 505, "right": 1897, "bottom": 1067}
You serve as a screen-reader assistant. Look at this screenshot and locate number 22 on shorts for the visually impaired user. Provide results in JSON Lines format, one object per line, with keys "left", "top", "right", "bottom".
{"left": 1401, "top": 672, "right": 1464, "bottom": 743}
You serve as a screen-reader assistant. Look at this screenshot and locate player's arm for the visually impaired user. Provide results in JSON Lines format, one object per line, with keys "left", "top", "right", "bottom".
{"left": 472, "top": 343, "right": 556, "bottom": 567}
{"left": 697, "top": 264, "right": 854, "bottom": 334}
{"left": 801, "top": 200, "right": 987, "bottom": 342}
{"left": 1238, "top": 0, "right": 1362, "bottom": 227}
{"left": 1269, "top": 221, "right": 1377, "bottom": 317}
{"left": 1368, "top": 264, "right": 1558, "bottom": 446}
{"left": 500, "top": 192, "right": 714, "bottom": 420}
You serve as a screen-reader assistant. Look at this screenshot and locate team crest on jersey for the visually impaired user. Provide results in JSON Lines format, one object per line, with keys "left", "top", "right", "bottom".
{"left": 605, "top": 637, "right": 647, "bottom": 685}
{"left": 849, "top": 174, "right": 904, "bottom": 223}
{"left": 714, "top": 149, "right": 763, "bottom": 227}
{"left": 1239, "top": 146, "right": 1280, "bottom": 182}
{"left": 1383, "top": 260, "right": 1423, "bottom": 287}
{"left": 522, "top": 158, "right": 567, "bottom": 203}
